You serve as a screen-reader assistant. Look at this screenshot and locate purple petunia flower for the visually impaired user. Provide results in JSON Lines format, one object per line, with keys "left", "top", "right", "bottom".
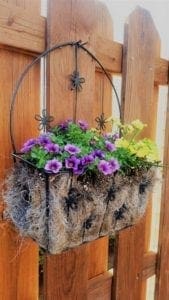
{"left": 58, "top": 119, "right": 72, "bottom": 131}
{"left": 78, "top": 120, "right": 88, "bottom": 131}
{"left": 109, "top": 159, "right": 120, "bottom": 172}
{"left": 64, "top": 144, "right": 81, "bottom": 155}
{"left": 98, "top": 160, "right": 114, "bottom": 175}
{"left": 44, "top": 159, "right": 62, "bottom": 174}
{"left": 92, "top": 149, "right": 105, "bottom": 159}
{"left": 112, "top": 133, "right": 120, "bottom": 140}
{"left": 38, "top": 134, "right": 51, "bottom": 146}
{"left": 21, "top": 138, "right": 37, "bottom": 153}
{"left": 73, "top": 161, "right": 85, "bottom": 175}
{"left": 44, "top": 143, "right": 60, "bottom": 153}
{"left": 65, "top": 156, "right": 80, "bottom": 169}
{"left": 105, "top": 141, "right": 116, "bottom": 152}
{"left": 81, "top": 154, "right": 94, "bottom": 165}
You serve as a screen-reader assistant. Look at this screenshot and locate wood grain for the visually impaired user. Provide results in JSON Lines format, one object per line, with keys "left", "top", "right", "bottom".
{"left": 95, "top": 37, "right": 168, "bottom": 85}
{"left": 155, "top": 92, "right": 169, "bottom": 299}
{"left": 0, "top": 1, "right": 41, "bottom": 298}
{"left": 0, "top": 48, "right": 39, "bottom": 300}
{"left": 113, "top": 7, "right": 160, "bottom": 300}
{"left": 88, "top": 269, "right": 113, "bottom": 300}
{"left": 142, "top": 252, "right": 157, "bottom": 280}
{"left": 44, "top": 244, "right": 89, "bottom": 300}
{"left": 0, "top": 0, "right": 45, "bottom": 53}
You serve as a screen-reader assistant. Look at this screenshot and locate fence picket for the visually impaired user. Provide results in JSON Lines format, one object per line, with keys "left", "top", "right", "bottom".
{"left": 113, "top": 7, "right": 160, "bottom": 300}
{"left": 0, "top": 1, "right": 41, "bottom": 299}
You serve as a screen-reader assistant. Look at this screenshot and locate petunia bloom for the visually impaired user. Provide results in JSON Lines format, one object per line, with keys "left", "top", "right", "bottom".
{"left": 64, "top": 144, "right": 81, "bottom": 155}
{"left": 38, "top": 134, "right": 51, "bottom": 146}
{"left": 65, "top": 156, "right": 80, "bottom": 169}
{"left": 73, "top": 161, "right": 85, "bottom": 175}
{"left": 81, "top": 154, "right": 94, "bottom": 165}
{"left": 98, "top": 160, "right": 113, "bottom": 175}
{"left": 58, "top": 119, "right": 72, "bottom": 131}
{"left": 21, "top": 138, "right": 37, "bottom": 153}
{"left": 44, "top": 159, "right": 62, "bottom": 174}
{"left": 109, "top": 159, "right": 120, "bottom": 172}
{"left": 78, "top": 120, "right": 88, "bottom": 131}
{"left": 92, "top": 149, "right": 105, "bottom": 159}
{"left": 44, "top": 143, "right": 60, "bottom": 153}
{"left": 105, "top": 141, "right": 116, "bottom": 152}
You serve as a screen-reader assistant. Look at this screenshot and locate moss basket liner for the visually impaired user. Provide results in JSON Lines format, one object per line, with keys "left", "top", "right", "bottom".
{"left": 4, "top": 163, "right": 156, "bottom": 254}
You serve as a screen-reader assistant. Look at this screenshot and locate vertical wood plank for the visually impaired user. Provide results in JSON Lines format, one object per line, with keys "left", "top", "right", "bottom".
{"left": 44, "top": 244, "right": 89, "bottom": 300}
{"left": 113, "top": 7, "right": 160, "bottom": 300}
{"left": 44, "top": 0, "right": 114, "bottom": 298}
{"left": 0, "top": 1, "right": 41, "bottom": 297}
{"left": 88, "top": 2, "right": 114, "bottom": 279}
{"left": 155, "top": 93, "right": 169, "bottom": 299}
{"left": 45, "top": 1, "right": 96, "bottom": 298}
{"left": 0, "top": 50, "right": 40, "bottom": 300}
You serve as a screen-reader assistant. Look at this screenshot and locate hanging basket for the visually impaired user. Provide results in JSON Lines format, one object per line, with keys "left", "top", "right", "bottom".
{"left": 4, "top": 162, "right": 156, "bottom": 254}
{"left": 4, "top": 40, "right": 160, "bottom": 254}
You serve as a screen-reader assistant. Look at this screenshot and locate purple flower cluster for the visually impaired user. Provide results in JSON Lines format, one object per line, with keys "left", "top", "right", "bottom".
{"left": 98, "top": 159, "right": 120, "bottom": 175}
{"left": 21, "top": 138, "right": 37, "bottom": 153}
{"left": 21, "top": 119, "right": 121, "bottom": 176}
{"left": 65, "top": 153, "right": 94, "bottom": 175}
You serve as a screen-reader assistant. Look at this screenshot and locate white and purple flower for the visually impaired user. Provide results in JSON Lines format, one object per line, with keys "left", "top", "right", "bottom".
{"left": 44, "top": 143, "right": 60, "bottom": 153}
{"left": 65, "top": 156, "right": 80, "bottom": 170}
{"left": 64, "top": 144, "right": 81, "bottom": 155}
{"left": 78, "top": 120, "right": 88, "bottom": 131}
{"left": 44, "top": 159, "right": 62, "bottom": 174}
{"left": 105, "top": 141, "right": 116, "bottom": 152}
{"left": 21, "top": 138, "right": 37, "bottom": 153}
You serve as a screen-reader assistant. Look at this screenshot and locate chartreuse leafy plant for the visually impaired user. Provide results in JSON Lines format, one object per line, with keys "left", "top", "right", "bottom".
{"left": 21, "top": 118, "right": 160, "bottom": 176}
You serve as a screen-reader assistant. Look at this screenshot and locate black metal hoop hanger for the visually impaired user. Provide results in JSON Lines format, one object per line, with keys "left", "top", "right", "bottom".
{"left": 10, "top": 40, "right": 121, "bottom": 157}
{"left": 9, "top": 40, "right": 122, "bottom": 253}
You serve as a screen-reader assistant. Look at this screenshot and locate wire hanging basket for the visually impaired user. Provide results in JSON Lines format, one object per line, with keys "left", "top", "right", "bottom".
{"left": 4, "top": 40, "right": 157, "bottom": 254}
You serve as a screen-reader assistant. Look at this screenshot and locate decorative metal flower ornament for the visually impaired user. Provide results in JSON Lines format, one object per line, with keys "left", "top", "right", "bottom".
{"left": 95, "top": 113, "right": 108, "bottom": 131}
{"left": 70, "top": 70, "right": 85, "bottom": 91}
{"left": 35, "top": 109, "right": 54, "bottom": 131}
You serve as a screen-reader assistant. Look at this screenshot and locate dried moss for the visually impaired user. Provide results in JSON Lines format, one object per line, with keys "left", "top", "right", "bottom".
{"left": 4, "top": 163, "right": 156, "bottom": 254}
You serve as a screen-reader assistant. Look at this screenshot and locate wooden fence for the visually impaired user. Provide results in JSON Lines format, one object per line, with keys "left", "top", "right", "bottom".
{"left": 0, "top": 0, "right": 168, "bottom": 299}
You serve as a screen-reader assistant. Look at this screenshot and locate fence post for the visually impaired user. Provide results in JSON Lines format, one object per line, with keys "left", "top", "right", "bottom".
{"left": 113, "top": 7, "right": 160, "bottom": 300}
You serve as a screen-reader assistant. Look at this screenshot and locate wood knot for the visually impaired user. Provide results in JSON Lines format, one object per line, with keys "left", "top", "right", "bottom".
{"left": 7, "top": 15, "right": 14, "bottom": 26}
